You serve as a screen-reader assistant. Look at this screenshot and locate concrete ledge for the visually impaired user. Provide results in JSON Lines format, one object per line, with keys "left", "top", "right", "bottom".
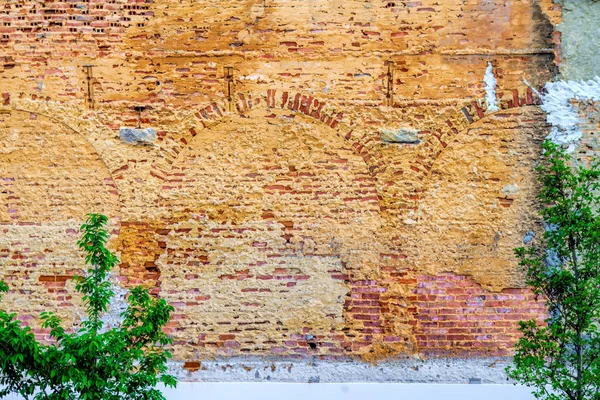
{"left": 169, "top": 357, "right": 513, "bottom": 384}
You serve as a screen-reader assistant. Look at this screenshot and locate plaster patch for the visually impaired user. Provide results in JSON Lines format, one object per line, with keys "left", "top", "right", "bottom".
{"left": 501, "top": 184, "right": 519, "bottom": 197}
{"left": 539, "top": 77, "right": 600, "bottom": 150}
{"left": 158, "top": 220, "right": 349, "bottom": 330}
{"left": 483, "top": 62, "right": 499, "bottom": 112}
{"left": 239, "top": 74, "right": 269, "bottom": 83}
{"left": 0, "top": 130, "right": 19, "bottom": 154}
{"left": 559, "top": 0, "right": 600, "bottom": 80}
{"left": 71, "top": 272, "right": 128, "bottom": 332}
{"left": 99, "top": 273, "right": 128, "bottom": 330}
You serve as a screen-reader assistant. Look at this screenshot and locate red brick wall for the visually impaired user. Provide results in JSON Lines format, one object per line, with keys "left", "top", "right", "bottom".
{"left": 413, "top": 273, "right": 546, "bottom": 357}
{"left": 0, "top": 0, "right": 561, "bottom": 363}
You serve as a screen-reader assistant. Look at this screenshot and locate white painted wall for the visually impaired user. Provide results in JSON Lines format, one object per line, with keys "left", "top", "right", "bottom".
{"left": 163, "top": 383, "right": 537, "bottom": 400}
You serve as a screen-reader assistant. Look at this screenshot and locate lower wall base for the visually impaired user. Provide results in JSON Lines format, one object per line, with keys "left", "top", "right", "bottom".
{"left": 3, "top": 358, "right": 531, "bottom": 399}
{"left": 170, "top": 357, "right": 513, "bottom": 384}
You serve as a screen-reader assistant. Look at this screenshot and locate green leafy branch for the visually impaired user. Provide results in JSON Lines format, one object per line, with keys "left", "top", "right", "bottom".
{"left": 507, "top": 141, "right": 600, "bottom": 400}
{"left": 0, "top": 214, "right": 176, "bottom": 400}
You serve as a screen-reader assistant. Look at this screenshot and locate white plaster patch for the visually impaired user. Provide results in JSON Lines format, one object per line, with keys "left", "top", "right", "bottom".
{"left": 483, "top": 62, "right": 499, "bottom": 112}
{"left": 72, "top": 272, "right": 128, "bottom": 332}
{"left": 501, "top": 184, "right": 519, "bottom": 197}
{"left": 538, "top": 77, "right": 600, "bottom": 150}
{"left": 239, "top": 74, "right": 269, "bottom": 83}
{"left": 99, "top": 273, "right": 128, "bottom": 331}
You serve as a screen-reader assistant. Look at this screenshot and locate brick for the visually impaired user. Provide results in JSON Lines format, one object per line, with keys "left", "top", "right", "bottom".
{"left": 0, "top": 0, "right": 558, "bottom": 364}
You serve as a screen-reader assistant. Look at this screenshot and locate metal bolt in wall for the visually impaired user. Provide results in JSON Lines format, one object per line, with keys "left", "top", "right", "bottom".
{"left": 83, "top": 64, "right": 95, "bottom": 110}
{"left": 224, "top": 66, "right": 235, "bottom": 112}
{"left": 384, "top": 60, "right": 394, "bottom": 107}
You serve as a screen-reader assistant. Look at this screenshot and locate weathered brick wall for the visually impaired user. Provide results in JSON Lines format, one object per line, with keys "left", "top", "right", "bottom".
{"left": 0, "top": 0, "right": 564, "bottom": 365}
{"left": 413, "top": 273, "right": 545, "bottom": 357}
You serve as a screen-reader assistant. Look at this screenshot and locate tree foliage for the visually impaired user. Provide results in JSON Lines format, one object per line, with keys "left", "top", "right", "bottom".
{"left": 0, "top": 214, "right": 176, "bottom": 400}
{"left": 507, "top": 141, "right": 600, "bottom": 400}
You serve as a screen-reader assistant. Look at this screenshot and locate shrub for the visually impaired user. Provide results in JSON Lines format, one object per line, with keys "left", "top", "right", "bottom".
{"left": 507, "top": 141, "right": 600, "bottom": 400}
{"left": 0, "top": 214, "right": 176, "bottom": 400}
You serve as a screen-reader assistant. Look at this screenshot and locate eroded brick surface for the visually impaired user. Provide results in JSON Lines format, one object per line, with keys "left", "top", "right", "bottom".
{"left": 0, "top": 0, "right": 565, "bottom": 362}
{"left": 413, "top": 273, "right": 546, "bottom": 357}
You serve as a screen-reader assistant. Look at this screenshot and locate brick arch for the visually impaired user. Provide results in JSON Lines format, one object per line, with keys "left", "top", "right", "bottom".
{"left": 1, "top": 107, "right": 122, "bottom": 214}
{"left": 407, "top": 103, "right": 547, "bottom": 344}
{"left": 146, "top": 108, "right": 403, "bottom": 359}
{"left": 8, "top": 98, "right": 129, "bottom": 199}
{"left": 0, "top": 109, "right": 121, "bottom": 325}
{"left": 401, "top": 104, "right": 549, "bottom": 357}
{"left": 154, "top": 90, "right": 382, "bottom": 177}
{"left": 162, "top": 111, "right": 384, "bottom": 216}
{"left": 406, "top": 86, "right": 541, "bottom": 210}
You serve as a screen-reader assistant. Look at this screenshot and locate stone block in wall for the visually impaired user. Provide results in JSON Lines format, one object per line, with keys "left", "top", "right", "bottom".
{"left": 120, "top": 127, "right": 156, "bottom": 145}
{"left": 380, "top": 128, "right": 420, "bottom": 144}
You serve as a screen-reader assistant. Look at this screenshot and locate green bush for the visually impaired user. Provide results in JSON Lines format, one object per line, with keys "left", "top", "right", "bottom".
{"left": 0, "top": 214, "right": 176, "bottom": 400}
{"left": 507, "top": 141, "right": 600, "bottom": 400}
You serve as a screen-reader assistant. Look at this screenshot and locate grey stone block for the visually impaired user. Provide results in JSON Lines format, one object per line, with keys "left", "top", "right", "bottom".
{"left": 120, "top": 127, "right": 156, "bottom": 145}
{"left": 380, "top": 128, "right": 420, "bottom": 144}
{"left": 523, "top": 231, "right": 534, "bottom": 245}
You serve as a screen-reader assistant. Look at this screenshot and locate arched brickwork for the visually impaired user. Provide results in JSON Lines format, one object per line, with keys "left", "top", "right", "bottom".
{"left": 0, "top": 0, "right": 563, "bottom": 368}
{"left": 405, "top": 104, "right": 549, "bottom": 356}
{"left": 0, "top": 110, "right": 120, "bottom": 336}
{"left": 8, "top": 99, "right": 131, "bottom": 197}
{"left": 153, "top": 90, "right": 382, "bottom": 178}
{"left": 406, "top": 86, "right": 541, "bottom": 211}
{"left": 0, "top": 88, "right": 549, "bottom": 360}
{"left": 128, "top": 108, "right": 407, "bottom": 359}
{"left": 0, "top": 109, "right": 120, "bottom": 221}
{"left": 415, "top": 105, "right": 547, "bottom": 285}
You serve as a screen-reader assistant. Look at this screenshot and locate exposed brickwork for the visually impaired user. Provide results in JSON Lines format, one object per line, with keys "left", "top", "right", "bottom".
{"left": 0, "top": 0, "right": 151, "bottom": 54}
{"left": 574, "top": 99, "right": 600, "bottom": 168}
{"left": 155, "top": 90, "right": 380, "bottom": 175}
{"left": 413, "top": 273, "right": 546, "bottom": 357}
{"left": 414, "top": 107, "right": 548, "bottom": 290}
{"left": 0, "top": 0, "right": 565, "bottom": 365}
{"left": 153, "top": 110, "right": 402, "bottom": 359}
{"left": 116, "top": 221, "right": 163, "bottom": 293}
{"left": 404, "top": 86, "right": 543, "bottom": 211}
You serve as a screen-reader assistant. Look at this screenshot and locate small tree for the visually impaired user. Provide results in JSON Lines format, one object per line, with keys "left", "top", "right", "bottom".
{"left": 0, "top": 214, "right": 177, "bottom": 400}
{"left": 507, "top": 141, "right": 600, "bottom": 400}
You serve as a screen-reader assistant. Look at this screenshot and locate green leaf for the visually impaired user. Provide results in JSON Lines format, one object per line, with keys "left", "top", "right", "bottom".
{"left": 0, "top": 214, "right": 175, "bottom": 400}
{"left": 507, "top": 140, "right": 600, "bottom": 400}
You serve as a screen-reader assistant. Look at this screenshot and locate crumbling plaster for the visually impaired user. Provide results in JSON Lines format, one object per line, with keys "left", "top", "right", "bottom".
{"left": 0, "top": 0, "right": 582, "bottom": 382}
